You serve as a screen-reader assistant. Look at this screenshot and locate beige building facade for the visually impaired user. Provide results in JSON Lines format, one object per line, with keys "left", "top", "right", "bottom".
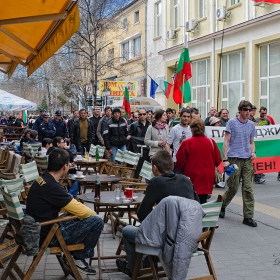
{"left": 147, "top": 0, "right": 280, "bottom": 121}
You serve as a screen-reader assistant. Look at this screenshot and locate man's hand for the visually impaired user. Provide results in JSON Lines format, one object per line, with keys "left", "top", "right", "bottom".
{"left": 64, "top": 138, "right": 70, "bottom": 142}
{"left": 108, "top": 149, "right": 113, "bottom": 154}
{"left": 158, "top": 141, "right": 167, "bottom": 147}
{"left": 222, "top": 161, "right": 230, "bottom": 168}
{"left": 100, "top": 140, "right": 104, "bottom": 146}
{"left": 251, "top": 152, "right": 256, "bottom": 161}
{"left": 127, "top": 135, "right": 131, "bottom": 140}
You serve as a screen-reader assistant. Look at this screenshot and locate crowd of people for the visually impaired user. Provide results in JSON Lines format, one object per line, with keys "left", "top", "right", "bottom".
{"left": 8, "top": 100, "right": 273, "bottom": 276}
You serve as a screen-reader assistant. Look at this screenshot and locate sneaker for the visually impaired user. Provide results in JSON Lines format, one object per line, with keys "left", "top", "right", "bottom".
{"left": 255, "top": 179, "right": 265, "bottom": 184}
{"left": 73, "top": 259, "right": 96, "bottom": 275}
{"left": 116, "top": 258, "right": 132, "bottom": 277}
{"left": 243, "top": 218, "right": 257, "bottom": 227}
{"left": 219, "top": 207, "right": 225, "bottom": 218}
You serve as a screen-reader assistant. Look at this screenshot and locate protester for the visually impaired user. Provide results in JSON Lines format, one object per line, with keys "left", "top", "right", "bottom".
{"left": 51, "top": 110, "right": 69, "bottom": 141}
{"left": 103, "top": 107, "right": 128, "bottom": 162}
{"left": 209, "top": 117, "right": 221, "bottom": 126}
{"left": 190, "top": 107, "right": 201, "bottom": 119}
{"left": 89, "top": 107, "right": 102, "bottom": 145}
{"left": 219, "top": 100, "right": 257, "bottom": 227}
{"left": 176, "top": 119, "right": 221, "bottom": 204}
{"left": 144, "top": 109, "right": 169, "bottom": 159}
{"left": 166, "top": 108, "right": 174, "bottom": 124}
{"left": 38, "top": 114, "right": 56, "bottom": 142}
{"left": 26, "top": 149, "right": 103, "bottom": 275}
{"left": 116, "top": 150, "right": 199, "bottom": 277}
{"left": 70, "top": 109, "right": 95, "bottom": 155}
{"left": 219, "top": 109, "right": 229, "bottom": 127}
{"left": 249, "top": 105, "right": 258, "bottom": 123}
{"left": 166, "top": 108, "right": 192, "bottom": 170}
{"left": 146, "top": 110, "right": 153, "bottom": 122}
{"left": 41, "top": 138, "right": 53, "bottom": 156}
{"left": 33, "top": 108, "right": 46, "bottom": 132}
{"left": 204, "top": 107, "right": 217, "bottom": 126}
{"left": 67, "top": 110, "right": 79, "bottom": 143}
{"left": 255, "top": 106, "right": 271, "bottom": 126}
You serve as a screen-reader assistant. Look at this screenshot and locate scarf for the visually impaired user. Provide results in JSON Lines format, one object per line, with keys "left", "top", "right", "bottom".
{"left": 154, "top": 122, "right": 166, "bottom": 135}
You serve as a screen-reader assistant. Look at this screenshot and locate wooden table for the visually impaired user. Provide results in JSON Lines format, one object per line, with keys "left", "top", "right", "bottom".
{"left": 73, "top": 174, "right": 122, "bottom": 193}
{"left": 74, "top": 158, "right": 107, "bottom": 175}
{"left": 79, "top": 191, "right": 144, "bottom": 280}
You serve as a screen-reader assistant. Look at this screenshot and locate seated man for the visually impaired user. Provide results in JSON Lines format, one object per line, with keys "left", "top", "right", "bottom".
{"left": 116, "top": 150, "right": 199, "bottom": 277}
{"left": 26, "top": 149, "right": 103, "bottom": 275}
{"left": 27, "top": 130, "right": 40, "bottom": 144}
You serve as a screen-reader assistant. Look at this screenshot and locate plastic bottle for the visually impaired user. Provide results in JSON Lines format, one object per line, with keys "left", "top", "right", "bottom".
{"left": 96, "top": 147, "right": 99, "bottom": 161}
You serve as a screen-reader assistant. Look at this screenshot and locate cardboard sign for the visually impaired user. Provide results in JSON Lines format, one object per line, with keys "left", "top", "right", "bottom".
{"left": 253, "top": 156, "right": 280, "bottom": 174}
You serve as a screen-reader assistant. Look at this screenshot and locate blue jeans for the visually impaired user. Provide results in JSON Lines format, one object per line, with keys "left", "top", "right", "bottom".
{"left": 50, "top": 215, "right": 104, "bottom": 259}
{"left": 110, "top": 145, "right": 126, "bottom": 162}
{"left": 122, "top": 225, "right": 138, "bottom": 273}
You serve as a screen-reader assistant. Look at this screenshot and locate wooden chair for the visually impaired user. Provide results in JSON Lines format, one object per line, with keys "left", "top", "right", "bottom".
{"left": 0, "top": 151, "right": 14, "bottom": 170}
{"left": 18, "top": 161, "right": 39, "bottom": 198}
{"left": 22, "top": 142, "right": 41, "bottom": 162}
{"left": 0, "top": 178, "right": 25, "bottom": 268}
{"left": 132, "top": 195, "right": 223, "bottom": 280}
{"left": 0, "top": 153, "right": 24, "bottom": 180}
{"left": 0, "top": 148, "right": 8, "bottom": 165}
{"left": 34, "top": 155, "right": 48, "bottom": 174}
{"left": 0, "top": 187, "right": 84, "bottom": 280}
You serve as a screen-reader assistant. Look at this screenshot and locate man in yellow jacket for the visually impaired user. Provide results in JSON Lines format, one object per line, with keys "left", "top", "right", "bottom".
{"left": 26, "top": 149, "right": 103, "bottom": 275}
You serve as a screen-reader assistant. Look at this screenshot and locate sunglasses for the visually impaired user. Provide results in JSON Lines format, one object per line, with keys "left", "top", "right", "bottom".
{"left": 139, "top": 113, "right": 146, "bottom": 116}
{"left": 242, "top": 108, "right": 252, "bottom": 112}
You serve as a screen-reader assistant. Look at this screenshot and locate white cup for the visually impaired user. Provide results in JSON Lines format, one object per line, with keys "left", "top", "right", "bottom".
{"left": 76, "top": 171, "right": 83, "bottom": 177}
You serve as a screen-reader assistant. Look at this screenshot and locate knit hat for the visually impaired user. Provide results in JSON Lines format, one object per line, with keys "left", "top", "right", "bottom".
{"left": 112, "top": 108, "right": 121, "bottom": 114}
{"left": 210, "top": 117, "right": 220, "bottom": 126}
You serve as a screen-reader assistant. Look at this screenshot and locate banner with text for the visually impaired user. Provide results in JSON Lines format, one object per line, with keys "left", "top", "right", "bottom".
{"left": 205, "top": 125, "right": 280, "bottom": 174}
{"left": 99, "top": 80, "right": 137, "bottom": 97}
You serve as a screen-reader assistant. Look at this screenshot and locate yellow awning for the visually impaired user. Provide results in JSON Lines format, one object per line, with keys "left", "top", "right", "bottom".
{"left": 0, "top": 0, "right": 80, "bottom": 78}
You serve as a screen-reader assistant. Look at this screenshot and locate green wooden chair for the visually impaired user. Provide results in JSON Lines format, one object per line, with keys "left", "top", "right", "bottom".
{"left": 0, "top": 187, "right": 84, "bottom": 280}
{"left": 0, "top": 177, "right": 25, "bottom": 267}
{"left": 22, "top": 142, "right": 41, "bottom": 162}
{"left": 34, "top": 155, "right": 49, "bottom": 174}
{"left": 0, "top": 151, "right": 14, "bottom": 171}
{"left": 0, "top": 153, "right": 23, "bottom": 180}
{"left": 132, "top": 195, "right": 223, "bottom": 280}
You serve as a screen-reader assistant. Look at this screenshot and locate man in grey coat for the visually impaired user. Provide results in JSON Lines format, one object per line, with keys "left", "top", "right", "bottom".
{"left": 116, "top": 150, "right": 200, "bottom": 277}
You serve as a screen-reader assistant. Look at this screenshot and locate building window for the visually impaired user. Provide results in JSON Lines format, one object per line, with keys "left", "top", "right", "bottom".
{"left": 221, "top": 50, "right": 245, "bottom": 118}
{"left": 133, "top": 37, "right": 141, "bottom": 57}
{"left": 134, "top": 10, "right": 139, "bottom": 24}
{"left": 155, "top": 1, "right": 162, "bottom": 37}
{"left": 191, "top": 58, "right": 210, "bottom": 120}
{"left": 122, "top": 42, "right": 129, "bottom": 60}
{"left": 173, "top": 0, "right": 179, "bottom": 29}
{"left": 259, "top": 41, "right": 280, "bottom": 122}
{"left": 107, "top": 48, "right": 114, "bottom": 69}
{"left": 230, "top": 0, "right": 240, "bottom": 5}
{"left": 122, "top": 17, "right": 128, "bottom": 31}
{"left": 198, "top": 0, "right": 206, "bottom": 19}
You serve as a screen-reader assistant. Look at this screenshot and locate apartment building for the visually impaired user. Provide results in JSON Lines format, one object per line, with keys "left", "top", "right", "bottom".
{"left": 98, "top": 0, "right": 146, "bottom": 100}
{"left": 147, "top": 0, "right": 280, "bottom": 121}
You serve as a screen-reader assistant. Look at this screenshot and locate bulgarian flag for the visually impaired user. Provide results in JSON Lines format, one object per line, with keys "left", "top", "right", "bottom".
{"left": 122, "top": 86, "right": 131, "bottom": 118}
{"left": 20, "top": 110, "right": 28, "bottom": 123}
{"left": 163, "top": 81, "right": 172, "bottom": 99}
{"left": 173, "top": 47, "right": 192, "bottom": 104}
{"left": 205, "top": 125, "right": 280, "bottom": 174}
{"left": 253, "top": 0, "right": 280, "bottom": 3}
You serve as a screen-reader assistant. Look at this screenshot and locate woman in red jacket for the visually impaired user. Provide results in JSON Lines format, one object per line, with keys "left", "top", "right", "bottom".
{"left": 176, "top": 119, "right": 222, "bottom": 204}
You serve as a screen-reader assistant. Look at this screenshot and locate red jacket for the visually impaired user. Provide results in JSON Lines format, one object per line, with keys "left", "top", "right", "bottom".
{"left": 176, "top": 135, "right": 222, "bottom": 195}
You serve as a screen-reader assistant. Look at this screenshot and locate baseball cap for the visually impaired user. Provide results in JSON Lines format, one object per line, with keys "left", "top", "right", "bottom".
{"left": 251, "top": 105, "right": 257, "bottom": 110}
{"left": 43, "top": 114, "right": 50, "bottom": 118}
{"left": 55, "top": 110, "right": 62, "bottom": 116}
{"left": 40, "top": 108, "right": 46, "bottom": 112}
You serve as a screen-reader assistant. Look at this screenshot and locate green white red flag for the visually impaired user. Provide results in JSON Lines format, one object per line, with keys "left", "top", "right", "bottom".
{"left": 20, "top": 110, "right": 28, "bottom": 123}
{"left": 173, "top": 47, "right": 192, "bottom": 104}
{"left": 163, "top": 81, "right": 172, "bottom": 99}
{"left": 122, "top": 86, "right": 131, "bottom": 118}
{"left": 205, "top": 125, "right": 280, "bottom": 174}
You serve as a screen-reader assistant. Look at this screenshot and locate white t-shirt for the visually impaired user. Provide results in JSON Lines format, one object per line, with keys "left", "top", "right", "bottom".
{"left": 167, "top": 124, "right": 192, "bottom": 162}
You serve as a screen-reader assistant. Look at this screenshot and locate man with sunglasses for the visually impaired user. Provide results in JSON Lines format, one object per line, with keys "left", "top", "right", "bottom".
{"left": 219, "top": 100, "right": 257, "bottom": 227}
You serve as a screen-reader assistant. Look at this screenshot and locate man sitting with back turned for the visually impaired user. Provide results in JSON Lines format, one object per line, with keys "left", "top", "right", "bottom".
{"left": 116, "top": 150, "right": 199, "bottom": 277}
{"left": 26, "top": 149, "right": 104, "bottom": 275}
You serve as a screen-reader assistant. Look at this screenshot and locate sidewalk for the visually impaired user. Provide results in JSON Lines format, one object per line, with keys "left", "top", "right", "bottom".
{"left": 1, "top": 172, "right": 280, "bottom": 279}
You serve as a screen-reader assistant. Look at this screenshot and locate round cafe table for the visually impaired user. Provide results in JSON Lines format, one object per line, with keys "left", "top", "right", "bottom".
{"left": 73, "top": 174, "right": 122, "bottom": 193}
{"left": 74, "top": 158, "right": 108, "bottom": 174}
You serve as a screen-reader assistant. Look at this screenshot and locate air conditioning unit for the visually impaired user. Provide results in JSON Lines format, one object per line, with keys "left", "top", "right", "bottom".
{"left": 186, "top": 20, "right": 198, "bottom": 32}
{"left": 167, "top": 29, "right": 176, "bottom": 40}
{"left": 216, "top": 6, "right": 227, "bottom": 21}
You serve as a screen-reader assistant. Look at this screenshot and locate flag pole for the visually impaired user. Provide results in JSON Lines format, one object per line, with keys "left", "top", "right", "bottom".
{"left": 182, "top": 74, "right": 185, "bottom": 107}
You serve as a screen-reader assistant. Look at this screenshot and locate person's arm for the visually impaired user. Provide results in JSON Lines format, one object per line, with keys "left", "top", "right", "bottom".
{"left": 144, "top": 126, "right": 160, "bottom": 147}
{"left": 166, "top": 128, "right": 175, "bottom": 153}
{"left": 175, "top": 140, "right": 188, "bottom": 173}
{"left": 250, "top": 138, "right": 256, "bottom": 161}
{"left": 137, "top": 182, "right": 156, "bottom": 222}
{"left": 103, "top": 123, "right": 111, "bottom": 150}
{"left": 62, "top": 198, "right": 96, "bottom": 219}
{"left": 89, "top": 120, "right": 95, "bottom": 144}
{"left": 222, "top": 131, "right": 231, "bottom": 167}
{"left": 96, "top": 118, "right": 104, "bottom": 144}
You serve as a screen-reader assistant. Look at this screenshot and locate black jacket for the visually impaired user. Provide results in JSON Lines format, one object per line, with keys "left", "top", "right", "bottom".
{"left": 38, "top": 121, "right": 56, "bottom": 142}
{"left": 103, "top": 117, "right": 128, "bottom": 150}
{"left": 33, "top": 116, "right": 44, "bottom": 132}
{"left": 89, "top": 115, "right": 102, "bottom": 144}
{"left": 70, "top": 118, "right": 95, "bottom": 151}
{"left": 51, "top": 119, "right": 69, "bottom": 138}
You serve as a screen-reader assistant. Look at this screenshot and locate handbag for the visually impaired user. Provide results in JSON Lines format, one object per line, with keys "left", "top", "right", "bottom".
{"left": 209, "top": 138, "right": 223, "bottom": 184}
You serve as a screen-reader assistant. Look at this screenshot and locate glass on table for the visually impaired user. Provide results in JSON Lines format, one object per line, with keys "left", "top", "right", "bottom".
{"left": 114, "top": 183, "right": 122, "bottom": 200}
